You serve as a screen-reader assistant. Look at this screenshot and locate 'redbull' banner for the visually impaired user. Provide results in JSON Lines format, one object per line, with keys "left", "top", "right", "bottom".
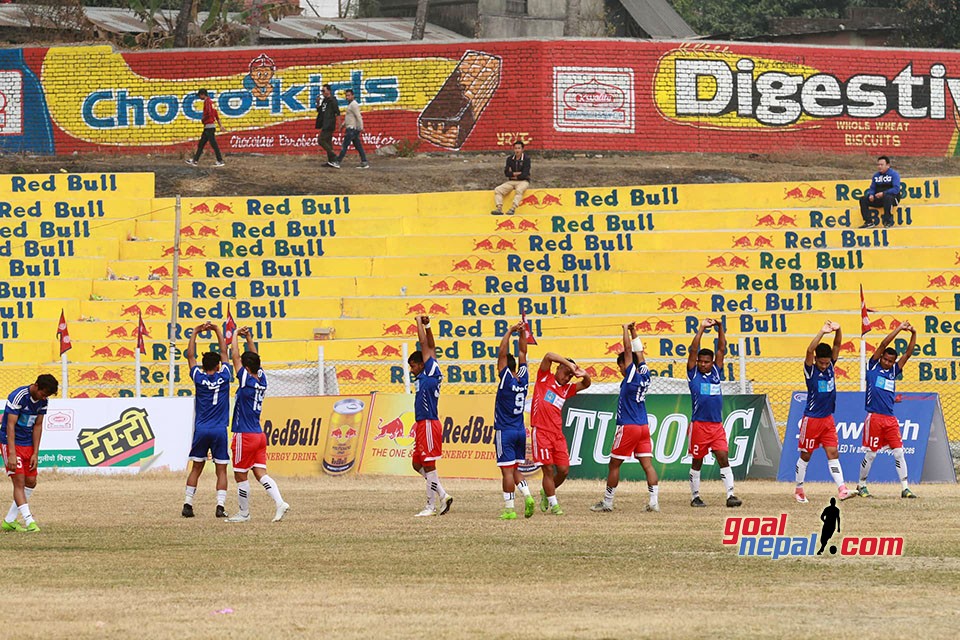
{"left": 777, "top": 392, "right": 956, "bottom": 484}
{"left": 39, "top": 398, "right": 192, "bottom": 473}
{"left": 561, "top": 394, "right": 782, "bottom": 482}
{"left": 260, "top": 394, "right": 373, "bottom": 476}
{"left": 15, "top": 40, "right": 960, "bottom": 155}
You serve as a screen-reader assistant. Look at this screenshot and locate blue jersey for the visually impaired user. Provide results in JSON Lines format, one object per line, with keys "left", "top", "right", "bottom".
{"left": 688, "top": 365, "right": 724, "bottom": 423}
{"left": 192, "top": 364, "right": 231, "bottom": 430}
{"left": 865, "top": 359, "right": 900, "bottom": 416}
{"left": 232, "top": 368, "right": 267, "bottom": 433}
{"left": 803, "top": 362, "right": 836, "bottom": 418}
{"left": 495, "top": 364, "right": 528, "bottom": 430}
{"left": 415, "top": 358, "right": 442, "bottom": 421}
{"left": 618, "top": 362, "right": 651, "bottom": 426}
{"left": 866, "top": 168, "right": 900, "bottom": 198}
{"left": 0, "top": 386, "right": 48, "bottom": 447}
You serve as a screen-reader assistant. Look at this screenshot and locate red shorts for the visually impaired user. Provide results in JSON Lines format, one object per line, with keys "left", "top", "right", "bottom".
{"left": 1, "top": 444, "right": 37, "bottom": 478}
{"left": 413, "top": 420, "right": 442, "bottom": 466}
{"left": 798, "top": 416, "right": 839, "bottom": 452}
{"left": 862, "top": 413, "right": 903, "bottom": 451}
{"left": 231, "top": 432, "right": 267, "bottom": 472}
{"left": 531, "top": 427, "right": 570, "bottom": 467}
{"left": 610, "top": 424, "right": 652, "bottom": 460}
{"left": 688, "top": 421, "right": 728, "bottom": 459}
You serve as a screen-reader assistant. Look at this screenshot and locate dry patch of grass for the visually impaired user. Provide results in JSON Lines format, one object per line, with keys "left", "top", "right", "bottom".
{"left": 5, "top": 474, "right": 959, "bottom": 639}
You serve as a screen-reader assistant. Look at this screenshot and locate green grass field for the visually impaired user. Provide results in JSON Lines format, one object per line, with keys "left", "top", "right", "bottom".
{"left": 4, "top": 473, "right": 959, "bottom": 639}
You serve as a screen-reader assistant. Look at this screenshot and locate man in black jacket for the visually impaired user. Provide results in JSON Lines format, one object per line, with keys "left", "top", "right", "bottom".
{"left": 315, "top": 84, "right": 340, "bottom": 165}
{"left": 492, "top": 142, "right": 531, "bottom": 215}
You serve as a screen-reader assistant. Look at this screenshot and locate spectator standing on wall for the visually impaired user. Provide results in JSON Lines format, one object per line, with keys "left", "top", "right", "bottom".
{"left": 329, "top": 89, "right": 369, "bottom": 169}
{"left": 315, "top": 84, "right": 340, "bottom": 166}
{"left": 185, "top": 89, "right": 225, "bottom": 168}
{"left": 858, "top": 155, "right": 900, "bottom": 228}
{"left": 491, "top": 141, "right": 530, "bottom": 215}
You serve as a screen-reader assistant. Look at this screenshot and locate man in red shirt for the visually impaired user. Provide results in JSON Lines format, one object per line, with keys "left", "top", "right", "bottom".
{"left": 531, "top": 352, "right": 590, "bottom": 515}
{"left": 186, "top": 89, "right": 225, "bottom": 167}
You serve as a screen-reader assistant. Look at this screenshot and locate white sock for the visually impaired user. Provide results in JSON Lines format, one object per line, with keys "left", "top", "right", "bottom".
{"left": 503, "top": 492, "right": 515, "bottom": 509}
{"left": 184, "top": 485, "right": 196, "bottom": 506}
{"left": 859, "top": 451, "right": 877, "bottom": 486}
{"left": 547, "top": 495, "right": 558, "bottom": 507}
{"left": 892, "top": 448, "right": 909, "bottom": 490}
{"left": 237, "top": 481, "right": 250, "bottom": 516}
{"left": 216, "top": 490, "right": 227, "bottom": 507}
{"left": 795, "top": 458, "right": 808, "bottom": 487}
{"left": 417, "top": 467, "right": 427, "bottom": 478}
{"left": 6, "top": 486, "right": 31, "bottom": 522}
{"left": 425, "top": 470, "right": 447, "bottom": 501}
{"left": 719, "top": 466, "right": 735, "bottom": 498}
{"left": 827, "top": 459, "right": 845, "bottom": 489}
{"left": 603, "top": 486, "right": 616, "bottom": 507}
{"left": 424, "top": 476, "right": 436, "bottom": 509}
{"left": 516, "top": 479, "right": 531, "bottom": 497}
{"left": 259, "top": 475, "right": 284, "bottom": 507}
{"left": 689, "top": 469, "right": 701, "bottom": 498}
{"left": 649, "top": 484, "right": 659, "bottom": 506}
{"left": 18, "top": 503, "right": 34, "bottom": 526}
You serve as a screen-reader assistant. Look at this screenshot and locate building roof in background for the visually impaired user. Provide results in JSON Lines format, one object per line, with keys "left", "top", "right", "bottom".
{"left": 619, "top": 0, "right": 697, "bottom": 39}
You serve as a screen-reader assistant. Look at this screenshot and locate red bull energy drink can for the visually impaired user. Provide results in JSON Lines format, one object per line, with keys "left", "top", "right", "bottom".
{"left": 322, "top": 398, "right": 365, "bottom": 475}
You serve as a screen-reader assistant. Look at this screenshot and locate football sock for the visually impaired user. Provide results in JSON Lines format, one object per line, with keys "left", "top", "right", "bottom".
{"left": 689, "top": 469, "right": 701, "bottom": 498}
{"left": 649, "top": 484, "right": 659, "bottom": 506}
{"left": 828, "top": 460, "right": 845, "bottom": 488}
{"left": 603, "top": 486, "right": 616, "bottom": 507}
{"left": 18, "top": 503, "right": 34, "bottom": 526}
{"left": 719, "top": 466, "right": 735, "bottom": 498}
{"left": 795, "top": 458, "right": 808, "bottom": 487}
{"left": 547, "top": 495, "right": 558, "bottom": 507}
{"left": 237, "top": 481, "right": 250, "bottom": 515}
{"left": 859, "top": 451, "right": 877, "bottom": 485}
{"left": 892, "top": 448, "right": 909, "bottom": 489}
{"left": 259, "top": 475, "right": 284, "bottom": 506}
{"left": 424, "top": 477, "right": 436, "bottom": 510}
{"left": 6, "top": 486, "right": 31, "bottom": 523}
{"left": 426, "top": 470, "right": 447, "bottom": 501}
{"left": 184, "top": 485, "right": 196, "bottom": 506}
{"left": 516, "top": 480, "right": 531, "bottom": 497}
{"left": 503, "top": 492, "right": 515, "bottom": 509}
{"left": 216, "top": 490, "right": 227, "bottom": 507}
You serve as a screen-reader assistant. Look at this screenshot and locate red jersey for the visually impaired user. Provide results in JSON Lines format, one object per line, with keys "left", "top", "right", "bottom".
{"left": 531, "top": 371, "right": 578, "bottom": 432}
{"left": 201, "top": 97, "right": 220, "bottom": 125}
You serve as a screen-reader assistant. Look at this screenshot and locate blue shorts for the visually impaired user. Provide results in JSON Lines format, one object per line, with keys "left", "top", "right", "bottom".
{"left": 494, "top": 428, "right": 526, "bottom": 467}
{"left": 189, "top": 427, "right": 229, "bottom": 465}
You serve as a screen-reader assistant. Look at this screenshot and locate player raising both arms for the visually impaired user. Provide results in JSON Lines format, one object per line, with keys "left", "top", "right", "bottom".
{"left": 687, "top": 318, "right": 741, "bottom": 508}
{"left": 493, "top": 321, "right": 534, "bottom": 520}
{"left": 531, "top": 352, "right": 591, "bottom": 515}
{"left": 407, "top": 315, "right": 453, "bottom": 517}
{"left": 795, "top": 321, "right": 856, "bottom": 503}
{"left": 182, "top": 322, "right": 232, "bottom": 518}
{"left": 857, "top": 321, "right": 919, "bottom": 499}
{"left": 591, "top": 323, "right": 659, "bottom": 513}
{"left": 1, "top": 374, "right": 57, "bottom": 532}
{"left": 225, "top": 327, "right": 290, "bottom": 522}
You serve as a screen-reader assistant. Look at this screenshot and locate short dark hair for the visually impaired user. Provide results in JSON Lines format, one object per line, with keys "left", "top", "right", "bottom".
{"left": 514, "top": 141, "right": 525, "bottom": 148}
{"left": 345, "top": 88, "right": 355, "bottom": 95}
{"left": 35, "top": 374, "right": 58, "bottom": 394}
{"left": 202, "top": 352, "right": 221, "bottom": 371}
{"left": 883, "top": 347, "right": 898, "bottom": 357}
{"left": 197, "top": 88, "right": 208, "bottom": 97}
{"left": 878, "top": 155, "right": 890, "bottom": 164}
{"left": 322, "top": 83, "right": 332, "bottom": 92}
{"left": 240, "top": 351, "right": 260, "bottom": 372}
{"left": 506, "top": 353, "right": 517, "bottom": 373}
{"left": 698, "top": 348, "right": 715, "bottom": 359}
{"left": 814, "top": 343, "right": 833, "bottom": 358}
{"left": 617, "top": 352, "right": 640, "bottom": 367}
{"left": 565, "top": 357, "right": 576, "bottom": 368}
{"left": 408, "top": 350, "right": 423, "bottom": 365}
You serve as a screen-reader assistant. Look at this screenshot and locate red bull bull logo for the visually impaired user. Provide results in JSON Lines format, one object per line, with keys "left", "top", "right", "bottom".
{"left": 756, "top": 211, "right": 798, "bottom": 227}
{"left": 189, "top": 201, "right": 234, "bottom": 216}
{"left": 518, "top": 192, "right": 562, "bottom": 209}
{"left": 706, "top": 253, "right": 750, "bottom": 270}
{"left": 473, "top": 236, "right": 518, "bottom": 252}
{"left": 374, "top": 416, "right": 406, "bottom": 441}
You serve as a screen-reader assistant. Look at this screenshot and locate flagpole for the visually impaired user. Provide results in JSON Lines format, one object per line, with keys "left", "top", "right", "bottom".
{"left": 61, "top": 352, "right": 68, "bottom": 399}
{"left": 168, "top": 195, "right": 183, "bottom": 397}
{"left": 859, "top": 339, "right": 866, "bottom": 392}
{"left": 135, "top": 349, "right": 142, "bottom": 398}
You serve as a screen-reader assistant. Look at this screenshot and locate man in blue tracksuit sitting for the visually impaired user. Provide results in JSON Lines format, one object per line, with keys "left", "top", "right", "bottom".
{"left": 858, "top": 155, "right": 901, "bottom": 229}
